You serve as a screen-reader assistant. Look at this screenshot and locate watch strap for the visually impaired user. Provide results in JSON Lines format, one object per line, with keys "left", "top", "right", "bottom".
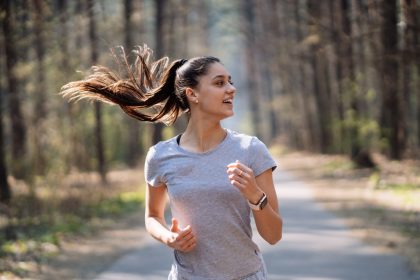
{"left": 248, "top": 192, "right": 268, "bottom": 211}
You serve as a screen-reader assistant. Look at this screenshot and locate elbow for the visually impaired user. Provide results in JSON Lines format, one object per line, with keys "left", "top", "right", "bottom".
{"left": 266, "top": 232, "right": 282, "bottom": 245}
{"left": 266, "top": 219, "right": 283, "bottom": 245}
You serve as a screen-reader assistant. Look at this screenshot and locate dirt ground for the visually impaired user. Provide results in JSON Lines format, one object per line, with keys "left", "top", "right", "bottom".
{"left": 33, "top": 211, "right": 147, "bottom": 280}
{"left": 17, "top": 152, "right": 420, "bottom": 279}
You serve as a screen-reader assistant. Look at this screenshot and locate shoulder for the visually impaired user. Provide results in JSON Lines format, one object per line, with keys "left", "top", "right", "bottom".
{"left": 227, "top": 129, "right": 263, "bottom": 150}
{"left": 227, "top": 129, "right": 254, "bottom": 146}
{"left": 145, "top": 136, "right": 179, "bottom": 162}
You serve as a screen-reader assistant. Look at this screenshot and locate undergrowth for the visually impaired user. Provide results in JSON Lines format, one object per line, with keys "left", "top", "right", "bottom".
{"left": 0, "top": 170, "right": 144, "bottom": 278}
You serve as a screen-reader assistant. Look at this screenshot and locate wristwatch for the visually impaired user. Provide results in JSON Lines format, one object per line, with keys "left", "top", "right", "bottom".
{"left": 248, "top": 192, "right": 268, "bottom": 211}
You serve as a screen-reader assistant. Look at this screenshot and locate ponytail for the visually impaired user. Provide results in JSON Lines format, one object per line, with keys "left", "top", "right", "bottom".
{"left": 60, "top": 45, "right": 187, "bottom": 125}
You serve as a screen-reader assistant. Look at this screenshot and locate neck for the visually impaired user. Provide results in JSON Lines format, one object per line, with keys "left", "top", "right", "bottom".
{"left": 181, "top": 116, "right": 226, "bottom": 153}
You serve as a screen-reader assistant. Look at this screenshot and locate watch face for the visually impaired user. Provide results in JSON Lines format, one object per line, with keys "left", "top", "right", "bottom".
{"left": 260, "top": 196, "right": 268, "bottom": 210}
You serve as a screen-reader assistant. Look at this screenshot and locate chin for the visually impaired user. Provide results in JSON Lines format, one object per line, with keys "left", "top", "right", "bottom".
{"left": 220, "top": 111, "right": 234, "bottom": 120}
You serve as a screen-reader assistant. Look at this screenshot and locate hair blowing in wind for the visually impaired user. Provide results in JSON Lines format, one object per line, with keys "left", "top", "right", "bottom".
{"left": 59, "top": 45, "right": 187, "bottom": 125}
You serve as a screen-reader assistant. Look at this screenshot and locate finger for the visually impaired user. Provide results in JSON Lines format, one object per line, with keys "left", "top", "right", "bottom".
{"left": 226, "top": 166, "right": 245, "bottom": 178}
{"left": 229, "top": 173, "right": 247, "bottom": 184}
{"left": 226, "top": 162, "right": 240, "bottom": 169}
{"left": 177, "top": 235, "right": 196, "bottom": 250}
{"left": 178, "top": 234, "right": 196, "bottom": 248}
{"left": 226, "top": 166, "right": 238, "bottom": 174}
{"left": 227, "top": 160, "right": 241, "bottom": 168}
{"left": 186, "top": 241, "right": 196, "bottom": 251}
{"left": 234, "top": 161, "right": 253, "bottom": 174}
{"left": 177, "top": 226, "right": 193, "bottom": 239}
{"left": 181, "top": 243, "right": 196, "bottom": 252}
{"left": 170, "top": 218, "right": 180, "bottom": 233}
{"left": 230, "top": 179, "right": 244, "bottom": 190}
{"left": 177, "top": 230, "right": 194, "bottom": 242}
{"left": 181, "top": 238, "right": 196, "bottom": 251}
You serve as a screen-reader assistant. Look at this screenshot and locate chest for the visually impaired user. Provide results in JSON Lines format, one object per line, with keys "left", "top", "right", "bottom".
{"left": 162, "top": 153, "right": 249, "bottom": 206}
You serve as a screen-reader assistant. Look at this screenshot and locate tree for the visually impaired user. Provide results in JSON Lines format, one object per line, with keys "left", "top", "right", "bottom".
{"left": 0, "top": 79, "right": 11, "bottom": 203}
{"left": 401, "top": 0, "right": 418, "bottom": 155}
{"left": 88, "top": 0, "right": 107, "bottom": 182}
{"left": 33, "top": 0, "right": 48, "bottom": 175}
{"left": 1, "top": 0, "right": 27, "bottom": 179}
{"left": 124, "top": 0, "right": 142, "bottom": 166}
{"left": 152, "top": 0, "right": 166, "bottom": 144}
{"left": 241, "top": 0, "right": 263, "bottom": 139}
{"left": 379, "top": 0, "right": 403, "bottom": 159}
{"left": 307, "top": 0, "right": 333, "bottom": 153}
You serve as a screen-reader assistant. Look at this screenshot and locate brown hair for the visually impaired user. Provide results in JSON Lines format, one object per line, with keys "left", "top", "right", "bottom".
{"left": 60, "top": 45, "right": 220, "bottom": 125}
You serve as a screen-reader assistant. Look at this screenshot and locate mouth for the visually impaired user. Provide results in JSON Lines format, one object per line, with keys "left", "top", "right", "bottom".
{"left": 223, "top": 98, "right": 233, "bottom": 104}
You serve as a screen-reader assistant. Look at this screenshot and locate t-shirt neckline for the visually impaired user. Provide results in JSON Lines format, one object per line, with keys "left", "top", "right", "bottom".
{"left": 174, "top": 128, "right": 231, "bottom": 156}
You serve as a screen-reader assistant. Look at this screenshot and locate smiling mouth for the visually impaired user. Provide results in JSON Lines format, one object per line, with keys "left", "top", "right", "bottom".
{"left": 223, "top": 99, "right": 233, "bottom": 104}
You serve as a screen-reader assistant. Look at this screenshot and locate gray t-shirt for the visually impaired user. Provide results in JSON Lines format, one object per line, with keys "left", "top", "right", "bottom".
{"left": 145, "top": 129, "right": 277, "bottom": 280}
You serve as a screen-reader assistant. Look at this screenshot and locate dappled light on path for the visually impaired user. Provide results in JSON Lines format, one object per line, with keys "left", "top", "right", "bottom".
{"left": 96, "top": 169, "right": 420, "bottom": 280}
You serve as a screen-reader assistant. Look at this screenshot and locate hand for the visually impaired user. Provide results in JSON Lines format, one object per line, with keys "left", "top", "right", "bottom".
{"left": 227, "top": 160, "right": 263, "bottom": 204}
{"left": 166, "top": 218, "right": 196, "bottom": 252}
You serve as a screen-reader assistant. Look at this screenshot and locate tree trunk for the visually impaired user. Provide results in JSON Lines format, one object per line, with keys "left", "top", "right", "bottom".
{"left": 88, "top": 0, "right": 107, "bottom": 182}
{"left": 293, "top": 0, "right": 315, "bottom": 150}
{"left": 32, "top": 0, "right": 48, "bottom": 175}
{"left": 242, "top": 0, "right": 263, "bottom": 139}
{"left": 1, "top": 0, "right": 27, "bottom": 179}
{"left": 329, "top": 0, "right": 347, "bottom": 153}
{"left": 379, "top": 0, "right": 403, "bottom": 159}
{"left": 307, "top": 0, "right": 331, "bottom": 153}
{"left": 0, "top": 86, "right": 11, "bottom": 203}
{"left": 401, "top": 0, "right": 418, "bottom": 155}
{"left": 152, "top": 0, "right": 166, "bottom": 144}
{"left": 57, "top": 0, "right": 74, "bottom": 173}
{"left": 0, "top": 32, "right": 9, "bottom": 200}
{"left": 256, "top": 0, "right": 279, "bottom": 142}
{"left": 340, "top": 0, "right": 366, "bottom": 164}
{"left": 124, "top": 0, "right": 142, "bottom": 166}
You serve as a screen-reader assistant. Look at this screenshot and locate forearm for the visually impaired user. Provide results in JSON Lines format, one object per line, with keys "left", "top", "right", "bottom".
{"left": 145, "top": 216, "right": 172, "bottom": 245}
{"left": 253, "top": 205, "right": 283, "bottom": 244}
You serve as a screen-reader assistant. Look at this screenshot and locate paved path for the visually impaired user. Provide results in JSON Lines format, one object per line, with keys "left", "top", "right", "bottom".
{"left": 95, "top": 169, "right": 420, "bottom": 280}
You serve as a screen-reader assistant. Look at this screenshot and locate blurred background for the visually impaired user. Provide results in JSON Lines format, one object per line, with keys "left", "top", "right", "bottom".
{"left": 0, "top": 0, "right": 419, "bottom": 278}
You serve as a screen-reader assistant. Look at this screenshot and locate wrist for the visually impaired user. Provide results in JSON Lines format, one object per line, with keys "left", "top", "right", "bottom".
{"left": 248, "top": 189, "right": 264, "bottom": 205}
{"left": 248, "top": 191, "right": 268, "bottom": 211}
{"left": 163, "top": 231, "right": 175, "bottom": 245}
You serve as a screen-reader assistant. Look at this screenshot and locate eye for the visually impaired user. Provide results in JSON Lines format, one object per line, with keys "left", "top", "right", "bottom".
{"left": 215, "top": 80, "right": 225, "bottom": 86}
{"left": 229, "top": 80, "right": 234, "bottom": 85}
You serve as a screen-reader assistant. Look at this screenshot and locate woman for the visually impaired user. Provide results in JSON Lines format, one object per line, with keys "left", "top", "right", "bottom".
{"left": 61, "top": 45, "right": 282, "bottom": 279}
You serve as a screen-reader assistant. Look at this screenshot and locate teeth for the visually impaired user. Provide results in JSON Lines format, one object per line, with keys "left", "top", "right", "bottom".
{"left": 223, "top": 99, "right": 232, "bottom": 103}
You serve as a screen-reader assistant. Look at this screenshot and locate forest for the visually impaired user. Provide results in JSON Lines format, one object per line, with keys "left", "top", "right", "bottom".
{"left": 0, "top": 0, "right": 419, "bottom": 277}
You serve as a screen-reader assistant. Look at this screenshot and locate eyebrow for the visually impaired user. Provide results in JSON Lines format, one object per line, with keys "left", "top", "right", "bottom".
{"left": 212, "top": 74, "right": 232, "bottom": 80}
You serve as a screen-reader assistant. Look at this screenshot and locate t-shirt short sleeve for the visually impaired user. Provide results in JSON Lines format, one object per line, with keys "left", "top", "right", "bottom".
{"left": 249, "top": 137, "right": 277, "bottom": 177}
{"left": 144, "top": 146, "right": 164, "bottom": 187}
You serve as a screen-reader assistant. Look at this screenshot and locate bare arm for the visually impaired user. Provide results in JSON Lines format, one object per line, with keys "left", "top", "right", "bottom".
{"left": 145, "top": 183, "right": 196, "bottom": 252}
{"left": 227, "top": 161, "right": 283, "bottom": 244}
{"left": 252, "top": 169, "right": 283, "bottom": 244}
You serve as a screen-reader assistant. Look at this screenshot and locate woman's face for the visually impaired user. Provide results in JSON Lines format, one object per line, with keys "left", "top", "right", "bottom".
{"left": 192, "top": 62, "right": 236, "bottom": 120}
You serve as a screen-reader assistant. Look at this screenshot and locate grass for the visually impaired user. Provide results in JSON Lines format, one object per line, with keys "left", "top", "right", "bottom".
{"left": 379, "top": 183, "right": 420, "bottom": 191}
{"left": 323, "top": 159, "right": 355, "bottom": 172}
{"left": 0, "top": 169, "right": 145, "bottom": 278}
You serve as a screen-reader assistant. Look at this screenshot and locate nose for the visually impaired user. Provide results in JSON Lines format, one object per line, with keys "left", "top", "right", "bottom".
{"left": 227, "top": 83, "right": 236, "bottom": 96}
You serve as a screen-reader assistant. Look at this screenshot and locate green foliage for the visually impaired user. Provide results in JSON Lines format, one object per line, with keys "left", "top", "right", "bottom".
{"left": 0, "top": 186, "right": 145, "bottom": 277}
{"left": 323, "top": 158, "right": 355, "bottom": 172}
{"left": 368, "top": 171, "right": 381, "bottom": 188}
{"left": 333, "top": 109, "right": 381, "bottom": 155}
{"left": 378, "top": 183, "right": 420, "bottom": 191}
{"left": 94, "top": 191, "right": 144, "bottom": 217}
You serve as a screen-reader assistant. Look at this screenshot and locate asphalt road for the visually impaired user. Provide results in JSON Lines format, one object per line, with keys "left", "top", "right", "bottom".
{"left": 95, "top": 169, "right": 420, "bottom": 280}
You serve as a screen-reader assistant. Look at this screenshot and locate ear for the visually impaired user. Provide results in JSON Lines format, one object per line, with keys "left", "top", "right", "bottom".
{"left": 185, "top": 87, "right": 198, "bottom": 103}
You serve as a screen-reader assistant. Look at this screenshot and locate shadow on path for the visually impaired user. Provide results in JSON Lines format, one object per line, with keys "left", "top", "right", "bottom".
{"left": 96, "top": 169, "right": 420, "bottom": 280}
